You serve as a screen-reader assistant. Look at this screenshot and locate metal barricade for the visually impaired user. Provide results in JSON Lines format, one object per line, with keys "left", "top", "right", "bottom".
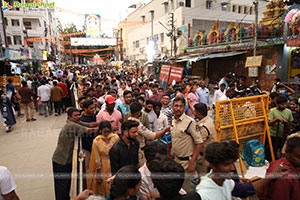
{"left": 215, "top": 94, "right": 275, "bottom": 176}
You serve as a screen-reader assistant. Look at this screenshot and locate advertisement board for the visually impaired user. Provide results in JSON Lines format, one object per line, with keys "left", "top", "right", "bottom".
{"left": 168, "top": 67, "right": 183, "bottom": 83}
{"left": 71, "top": 38, "right": 116, "bottom": 46}
{"left": 159, "top": 65, "right": 171, "bottom": 82}
{"left": 85, "top": 14, "right": 101, "bottom": 38}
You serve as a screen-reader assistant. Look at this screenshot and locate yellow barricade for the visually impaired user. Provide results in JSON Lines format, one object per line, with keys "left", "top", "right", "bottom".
{"left": 215, "top": 94, "right": 275, "bottom": 176}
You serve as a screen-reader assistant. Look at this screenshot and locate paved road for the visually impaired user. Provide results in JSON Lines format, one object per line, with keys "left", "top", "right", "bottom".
{"left": 0, "top": 113, "right": 67, "bottom": 200}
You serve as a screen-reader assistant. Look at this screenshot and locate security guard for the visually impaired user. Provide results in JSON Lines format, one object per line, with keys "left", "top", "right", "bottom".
{"left": 194, "top": 103, "right": 216, "bottom": 175}
{"left": 128, "top": 101, "right": 170, "bottom": 166}
{"left": 171, "top": 97, "right": 203, "bottom": 192}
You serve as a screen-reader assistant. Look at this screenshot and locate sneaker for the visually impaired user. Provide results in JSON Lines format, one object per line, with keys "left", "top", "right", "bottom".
{"left": 6, "top": 127, "right": 12, "bottom": 133}
{"left": 26, "top": 119, "right": 31, "bottom": 122}
{"left": 31, "top": 118, "right": 37, "bottom": 121}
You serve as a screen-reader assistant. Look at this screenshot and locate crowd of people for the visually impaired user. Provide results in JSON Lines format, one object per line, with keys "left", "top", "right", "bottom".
{"left": 0, "top": 65, "right": 300, "bottom": 200}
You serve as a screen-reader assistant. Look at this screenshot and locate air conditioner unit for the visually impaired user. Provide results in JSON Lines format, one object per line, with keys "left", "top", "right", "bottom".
{"left": 179, "top": 1, "right": 184, "bottom": 7}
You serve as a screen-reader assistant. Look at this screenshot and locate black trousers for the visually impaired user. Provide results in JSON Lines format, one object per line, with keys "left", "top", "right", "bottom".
{"left": 52, "top": 161, "right": 72, "bottom": 200}
{"left": 61, "top": 98, "right": 67, "bottom": 112}
{"left": 54, "top": 101, "right": 62, "bottom": 114}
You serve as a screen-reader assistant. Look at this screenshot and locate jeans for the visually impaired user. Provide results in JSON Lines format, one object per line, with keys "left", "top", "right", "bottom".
{"left": 61, "top": 98, "right": 67, "bottom": 112}
{"left": 53, "top": 101, "right": 62, "bottom": 115}
{"left": 52, "top": 161, "right": 72, "bottom": 200}
{"left": 41, "top": 101, "right": 51, "bottom": 115}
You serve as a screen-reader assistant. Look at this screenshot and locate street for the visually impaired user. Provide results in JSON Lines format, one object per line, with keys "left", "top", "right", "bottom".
{"left": 0, "top": 114, "right": 66, "bottom": 200}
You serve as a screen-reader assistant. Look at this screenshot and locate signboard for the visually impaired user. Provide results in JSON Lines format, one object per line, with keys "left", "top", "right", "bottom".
{"left": 5, "top": 49, "right": 21, "bottom": 60}
{"left": 245, "top": 56, "right": 263, "bottom": 67}
{"left": 287, "top": 38, "right": 300, "bottom": 47}
{"left": 248, "top": 67, "right": 259, "bottom": 77}
{"left": 178, "top": 25, "right": 189, "bottom": 53}
{"left": 168, "top": 67, "right": 183, "bottom": 83}
{"left": 159, "top": 65, "right": 171, "bottom": 82}
{"left": 71, "top": 38, "right": 116, "bottom": 46}
{"left": 21, "top": 48, "right": 29, "bottom": 60}
{"left": 85, "top": 14, "right": 101, "bottom": 38}
{"left": 43, "top": 50, "right": 47, "bottom": 60}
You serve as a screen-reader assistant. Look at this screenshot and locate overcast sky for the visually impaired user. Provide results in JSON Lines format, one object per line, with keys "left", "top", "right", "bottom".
{"left": 54, "top": 0, "right": 151, "bottom": 36}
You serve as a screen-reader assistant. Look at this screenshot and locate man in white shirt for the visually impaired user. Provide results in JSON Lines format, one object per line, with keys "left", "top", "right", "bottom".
{"left": 144, "top": 100, "right": 158, "bottom": 132}
{"left": 0, "top": 166, "right": 19, "bottom": 200}
{"left": 212, "top": 83, "right": 226, "bottom": 109}
{"left": 153, "top": 101, "right": 168, "bottom": 131}
{"left": 37, "top": 80, "right": 51, "bottom": 117}
{"left": 196, "top": 81, "right": 211, "bottom": 108}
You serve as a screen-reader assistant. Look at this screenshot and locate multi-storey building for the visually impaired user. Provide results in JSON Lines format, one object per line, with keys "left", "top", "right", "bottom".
{"left": 3, "top": 0, "right": 57, "bottom": 60}
{"left": 121, "top": 0, "right": 267, "bottom": 65}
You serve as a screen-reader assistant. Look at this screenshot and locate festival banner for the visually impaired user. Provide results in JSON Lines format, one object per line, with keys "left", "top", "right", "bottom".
{"left": 178, "top": 25, "right": 189, "bottom": 53}
{"left": 85, "top": 14, "right": 101, "bottom": 38}
{"left": 159, "top": 65, "right": 171, "bottom": 82}
{"left": 168, "top": 67, "right": 183, "bottom": 83}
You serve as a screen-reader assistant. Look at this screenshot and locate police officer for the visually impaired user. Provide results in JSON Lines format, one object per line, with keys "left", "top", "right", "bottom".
{"left": 171, "top": 97, "right": 203, "bottom": 192}
{"left": 194, "top": 103, "right": 216, "bottom": 174}
{"left": 128, "top": 101, "right": 170, "bottom": 166}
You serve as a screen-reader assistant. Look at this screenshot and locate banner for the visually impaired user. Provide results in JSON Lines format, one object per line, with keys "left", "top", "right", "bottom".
{"left": 287, "top": 38, "right": 300, "bottom": 47}
{"left": 168, "top": 67, "right": 183, "bottom": 83}
{"left": 21, "top": 48, "right": 29, "bottom": 60}
{"left": 159, "top": 65, "right": 171, "bottom": 82}
{"left": 178, "top": 25, "right": 189, "bottom": 53}
{"left": 43, "top": 50, "right": 47, "bottom": 60}
{"left": 5, "top": 48, "right": 21, "bottom": 60}
{"left": 85, "top": 14, "right": 101, "bottom": 38}
{"left": 71, "top": 38, "right": 116, "bottom": 46}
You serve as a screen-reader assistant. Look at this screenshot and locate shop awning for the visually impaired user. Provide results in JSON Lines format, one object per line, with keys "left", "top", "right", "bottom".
{"left": 176, "top": 51, "right": 247, "bottom": 63}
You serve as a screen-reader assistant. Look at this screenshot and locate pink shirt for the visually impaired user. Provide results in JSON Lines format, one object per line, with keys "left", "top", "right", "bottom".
{"left": 96, "top": 109, "right": 122, "bottom": 134}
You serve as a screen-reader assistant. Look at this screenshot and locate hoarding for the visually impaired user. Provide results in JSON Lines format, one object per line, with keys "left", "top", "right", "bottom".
{"left": 70, "top": 38, "right": 116, "bottom": 46}
{"left": 168, "top": 67, "right": 183, "bottom": 83}
{"left": 159, "top": 65, "right": 171, "bottom": 82}
{"left": 85, "top": 14, "right": 101, "bottom": 38}
{"left": 245, "top": 56, "right": 263, "bottom": 67}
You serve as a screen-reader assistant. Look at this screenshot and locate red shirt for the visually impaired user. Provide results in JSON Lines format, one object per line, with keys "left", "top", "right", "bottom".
{"left": 57, "top": 82, "right": 68, "bottom": 98}
{"left": 259, "top": 157, "right": 300, "bottom": 200}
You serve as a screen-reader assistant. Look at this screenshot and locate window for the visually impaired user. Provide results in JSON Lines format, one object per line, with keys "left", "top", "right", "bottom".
{"left": 4, "top": 18, "right": 8, "bottom": 26}
{"left": 160, "top": 33, "right": 164, "bottom": 43}
{"left": 164, "top": 3, "right": 169, "bottom": 14}
{"left": 27, "top": 41, "right": 34, "bottom": 48}
{"left": 238, "top": 6, "right": 242, "bottom": 13}
{"left": 250, "top": 7, "right": 253, "bottom": 15}
{"left": 141, "top": 16, "right": 145, "bottom": 22}
{"left": 244, "top": 7, "right": 247, "bottom": 14}
{"left": 232, "top": 5, "right": 236, "bottom": 12}
{"left": 185, "top": 0, "right": 191, "bottom": 7}
{"left": 206, "top": 1, "right": 212, "bottom": 9}
{"left": 7, "top": 37, "right": 12, "bottom": 45}
{"left": 171, "top": 0, "right": 174, "bottom": 10}
{"left": 23, "top": 21, "right": 32, "bottom": 30}
{"left": 13, "top": 36, "right": 21, "bottom": 45}
{"left": 221, "top": 3, "right": 227, "bottom": 11}
{"left": 133, "top": 41, "right": 136, "bottom": 49}
{"left": 11, "top": 19, "right": 20, "bottom": 26}
{"left": 136, "top": 40, "right": 139, "bottom": 48}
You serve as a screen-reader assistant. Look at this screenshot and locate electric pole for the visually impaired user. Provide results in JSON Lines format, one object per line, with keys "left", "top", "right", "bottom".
{"left": 168, "top": 13, "right": 174, "bottom": 57}
{"left": 253, "top": 0, "right": 258, "bottom": 56}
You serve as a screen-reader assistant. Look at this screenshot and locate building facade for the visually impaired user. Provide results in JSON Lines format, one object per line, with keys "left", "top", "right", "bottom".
{"left": 3, "top": 0, "right": 57, "bottom": 60}
{"left": 121, "top": 0, "right": 267, "bottom": 66}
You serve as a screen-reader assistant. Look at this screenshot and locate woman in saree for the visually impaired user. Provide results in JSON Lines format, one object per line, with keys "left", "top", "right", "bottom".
{"left": 88, "top": 120, "right": 119, "bottom": 197}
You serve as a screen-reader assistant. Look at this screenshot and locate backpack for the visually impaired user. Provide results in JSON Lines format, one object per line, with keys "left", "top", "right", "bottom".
{"left": 242, "top": 139, "right": 265, "bottom": 167}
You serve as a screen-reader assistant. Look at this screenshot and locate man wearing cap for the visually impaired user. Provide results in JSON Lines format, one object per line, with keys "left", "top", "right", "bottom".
{"left": 96, "top": 95, "right": 122, "bottom": 134}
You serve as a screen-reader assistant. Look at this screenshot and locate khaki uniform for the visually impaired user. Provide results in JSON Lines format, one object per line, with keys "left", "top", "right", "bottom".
{"left": 128, "top": 117, "right": 156, "bottom": 166}
{"left": 196, "top": 116, "right": 216, "bottom": 175}
{"left": 171, "top": 113, "right": 203, "bottom": 192}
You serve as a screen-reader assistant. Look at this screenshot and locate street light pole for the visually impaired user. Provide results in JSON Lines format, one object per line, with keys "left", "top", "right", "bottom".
{"left": 253, "top": 0, "right": 258, "bottom": 56}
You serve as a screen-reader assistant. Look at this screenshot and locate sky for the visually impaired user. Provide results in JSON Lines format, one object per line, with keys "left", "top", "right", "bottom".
{"left": 54, "top": 0, "right": 151, "bottom": 37}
